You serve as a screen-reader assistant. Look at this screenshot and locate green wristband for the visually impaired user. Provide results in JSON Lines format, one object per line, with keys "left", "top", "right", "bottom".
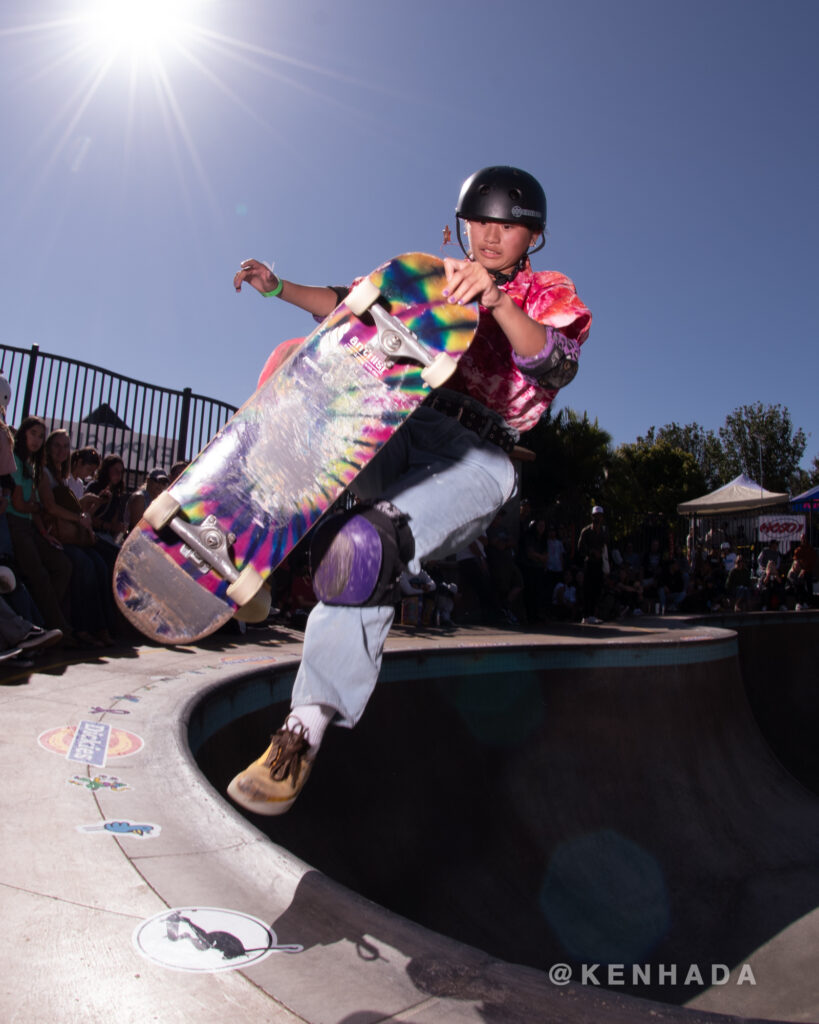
{"left": 262, "top": 277, "right": 284, "bottom": 298}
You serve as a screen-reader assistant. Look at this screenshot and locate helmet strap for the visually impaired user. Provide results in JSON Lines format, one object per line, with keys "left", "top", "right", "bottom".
{"left": 455, "top": 219, "right": 470, "bottom": 258}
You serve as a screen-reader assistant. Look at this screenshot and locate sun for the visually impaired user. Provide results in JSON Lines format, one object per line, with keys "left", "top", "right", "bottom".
{"left": 81, "top": 0, "right": 196, "bottom": 61}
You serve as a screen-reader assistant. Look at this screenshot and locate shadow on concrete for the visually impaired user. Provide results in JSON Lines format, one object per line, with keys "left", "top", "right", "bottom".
{"left": 194, "top": 621, "right": 819, "bottom": 1018}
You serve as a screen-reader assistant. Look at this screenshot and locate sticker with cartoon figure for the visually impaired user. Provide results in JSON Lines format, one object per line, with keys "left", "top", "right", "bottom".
{"left": 78, "top": 819, "right": 160, "bottom": 839}
{"left": 68, "top": 773, "right": 130, "bottom": 792}
{"left": 133, "top": 907, "right": 302, "bottom": 972}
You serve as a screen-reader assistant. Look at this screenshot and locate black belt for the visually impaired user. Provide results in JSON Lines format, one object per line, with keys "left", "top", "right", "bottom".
{"left": 425, "top": 393, "right": 518, "bottom": 453}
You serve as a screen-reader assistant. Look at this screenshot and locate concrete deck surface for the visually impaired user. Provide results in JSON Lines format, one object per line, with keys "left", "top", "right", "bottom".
{"left": 1, "top": 615, "right": 816, "bottom": 1024}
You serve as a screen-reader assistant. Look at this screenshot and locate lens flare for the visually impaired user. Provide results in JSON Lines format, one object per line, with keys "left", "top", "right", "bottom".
{"left": 82, "top": 0, "right": 194, "bottom": 59}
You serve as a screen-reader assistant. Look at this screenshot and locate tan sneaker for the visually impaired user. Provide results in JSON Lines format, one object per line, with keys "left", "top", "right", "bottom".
{"left": 226, "top": 722, "right": 312, "bottom": 816}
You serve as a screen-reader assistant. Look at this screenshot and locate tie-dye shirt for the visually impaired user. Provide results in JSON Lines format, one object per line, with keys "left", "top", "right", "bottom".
{"left": 445, "top": 266, "right": 591, "bottom": 433}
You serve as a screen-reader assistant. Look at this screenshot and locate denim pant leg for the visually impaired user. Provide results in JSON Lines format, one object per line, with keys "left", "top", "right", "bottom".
{"left": 291, "top": 408, "right": 516, "bottom": 726}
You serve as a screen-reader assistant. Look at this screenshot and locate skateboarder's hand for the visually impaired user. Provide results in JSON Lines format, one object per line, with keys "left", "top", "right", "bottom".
{"left": 234, "top": 259, "right": 278, "bottom": 296}
{"left": 442, "top": 257, "right": 502, "bottom": 310}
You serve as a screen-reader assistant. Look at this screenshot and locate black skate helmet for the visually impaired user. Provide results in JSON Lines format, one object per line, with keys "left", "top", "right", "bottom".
{"left": 455, "top": 165, "right": 546, "bottom": 267}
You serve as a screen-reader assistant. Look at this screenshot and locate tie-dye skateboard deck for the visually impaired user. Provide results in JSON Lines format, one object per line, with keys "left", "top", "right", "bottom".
{"left": 113, "top": 252, "right": 478, "bottom": 644}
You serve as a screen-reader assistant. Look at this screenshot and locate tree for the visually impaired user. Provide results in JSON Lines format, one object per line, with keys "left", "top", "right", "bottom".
{"left": 790, "top": 467, "right": 813, "bottom": 497}
{"left": 717, "top": 403, "right": 807, "bottom": 493}
{"left": 604, "top": 439, "right": 707, "bottom": 526}
{"left": 520, "top": 408, "right": 612, "bottom": 522}
{"left": 790, "top": 454, "right": 819, "bottom": 496}
{"left": 637, "top": 422, "right": 722, "bottom": 491}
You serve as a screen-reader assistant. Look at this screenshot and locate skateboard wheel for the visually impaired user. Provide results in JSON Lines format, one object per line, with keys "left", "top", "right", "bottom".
{"left": 421, "top": 352, "right": 458, "bottom": 389}
{"left": 143, "top": 490, "right": 180, "bottom": 530}
{"left": 233, "top": 583, "right": 272, "bottom": 623}
{"left": 226, "top": 564, "right": 266, "bottom": 607}
{"left": 346, "top": 278, "right": 381, "bottom": 316}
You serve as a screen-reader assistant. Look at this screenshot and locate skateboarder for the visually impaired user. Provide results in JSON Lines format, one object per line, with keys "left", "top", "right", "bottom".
{"left": 229, "top": 166, "right": 592, "bottom": 814}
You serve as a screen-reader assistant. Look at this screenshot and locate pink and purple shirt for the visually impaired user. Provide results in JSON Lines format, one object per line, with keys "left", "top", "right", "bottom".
{"left": 445, "top": 266, "right": 591, "bottom": 433}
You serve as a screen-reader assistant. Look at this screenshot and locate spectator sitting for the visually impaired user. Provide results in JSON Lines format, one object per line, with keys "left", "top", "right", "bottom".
{"left": 434, "top": 580, "right": 457, "bottom": 628}
{"left": 785, "top": 560, "right": 812, "bottom": 610}
{"left": 86, "top": 454, "right": 129, "bottom": 548}
{"left": 756, "top": 560, "right": 784, "bottom": 611}
{"left": 725, "top": 553, "right": 753, "bottom": 612}
{"left": 789, "top": 535, "right": 817, "bottom": 609}
{"left": 679, "top": 570, "right": 708, "bottom": 614}
{"left": 1, "top": 585, "right": 62, "bottom": 665}
{"left": 721, "top": 541, "right": 737, "bottom": 574}
{"left": 622, "top": 541, "right": 642, "bottom": 574}
{"left": 594, "top": 571, "right": 620, "bottom": 621}
{"left": 641, "top": 538, "right": 663, "bottom": 608}
{"left": 40, "top": 430, "right": 117, "bottom": 647}
{"left": 613, "top": 564, "right": 644, "bottom": 617}
{"left": 0, "top": 406, "right": 43, "bottom": 629}
{"left": 756, "top": 542, "right": 780, "bottom": 578}
{"left": 674, "top": 545, "right": 692, "bottom": 588}
{"left": 127, "top": 467, "right": 170, "bottom": 533}
{"left": 704, "top": 547, "right": 727, "bottom": 610}
{"left": 398, "top": 568, "right": 436, "bottom": 627}
{"left": 6, "top": 416, "right": 73, "bottom": 641}
{"left": 552, "top": 568, "right": 580, "bottom": 621}
{"left": 658, "top": 557, "right": 686, "bottom": 613}
{"left": 67, "top": 447, "right": 101, "bottom": 499}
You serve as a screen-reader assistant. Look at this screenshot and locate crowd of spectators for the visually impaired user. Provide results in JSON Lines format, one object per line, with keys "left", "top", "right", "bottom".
{"left": 515, "top": 507, "right": 817, "bottom": 626}
{"left": 268, "top": 499, "right": 815, "bottom": 633}
{"left": 0, "top": 403, "right": 184, "bottom": 665}
{"left": 2, "top": 405, "right": 817, "bottom": 660}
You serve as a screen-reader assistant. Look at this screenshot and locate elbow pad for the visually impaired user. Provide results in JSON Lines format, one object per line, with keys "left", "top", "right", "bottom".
{"left": 513, "top": 327, "right": 581, "bottom": 389}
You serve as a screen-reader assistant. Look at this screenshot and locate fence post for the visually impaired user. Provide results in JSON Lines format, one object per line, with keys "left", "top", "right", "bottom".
{"left": 21, "top": 343, "right": 40, "bottom": 419}
{"left": 177, "top": 387, "right": 192, "bottom": 463}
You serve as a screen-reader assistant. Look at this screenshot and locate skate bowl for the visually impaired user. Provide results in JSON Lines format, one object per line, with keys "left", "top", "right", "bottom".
{"left": 191, "top": 614, "right": 819, "bottom": 1023}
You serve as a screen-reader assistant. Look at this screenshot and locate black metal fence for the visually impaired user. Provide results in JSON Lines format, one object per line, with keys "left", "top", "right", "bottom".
{"left": 0, "top": 343, "right": 237, "bottom": 485}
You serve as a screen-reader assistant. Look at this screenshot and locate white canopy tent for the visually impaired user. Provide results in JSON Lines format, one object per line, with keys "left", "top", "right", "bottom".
{"left": 677, "top": 474, "right": 789, "bottom": 515}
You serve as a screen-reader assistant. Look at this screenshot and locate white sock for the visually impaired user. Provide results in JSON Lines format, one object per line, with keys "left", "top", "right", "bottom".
{"left": 286, "top": 704, "right": 334, "bottom": 754}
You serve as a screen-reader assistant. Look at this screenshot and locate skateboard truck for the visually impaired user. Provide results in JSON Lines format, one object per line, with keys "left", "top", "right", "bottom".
{"left": 346, "top": 279, "right": 457, "bottom": 389}
{"left": 143, "top": 493, "right": 271, "bottom": 621}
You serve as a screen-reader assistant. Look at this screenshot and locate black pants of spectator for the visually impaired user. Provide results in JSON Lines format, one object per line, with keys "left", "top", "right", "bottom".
{"left": 583, "top": 557, "right": 604, "bottom": 619}
{"left": 458, "top": 557, "right": 501, "bottom": 624}
{"left": 6, "top": 516, "right": 72, "bottom": 633}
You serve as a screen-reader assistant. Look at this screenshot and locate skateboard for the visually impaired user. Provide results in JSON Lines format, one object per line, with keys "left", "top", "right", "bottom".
{"left": 113, "top": 252, "right": 478, "bottom": 644}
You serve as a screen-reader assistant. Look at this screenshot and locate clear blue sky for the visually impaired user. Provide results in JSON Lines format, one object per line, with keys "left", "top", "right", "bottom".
{"left": 1, "top": 0, "right": 817, "bottom": 468}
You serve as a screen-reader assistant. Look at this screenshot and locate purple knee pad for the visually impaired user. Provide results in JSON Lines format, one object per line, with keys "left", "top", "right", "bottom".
{"left": 310, "top": 501, "right": 414, "bottom": 607}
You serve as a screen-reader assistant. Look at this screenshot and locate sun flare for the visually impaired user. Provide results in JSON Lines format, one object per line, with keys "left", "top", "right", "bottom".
{"left": 81, "top": 0, "right": 195, "bottom": 60}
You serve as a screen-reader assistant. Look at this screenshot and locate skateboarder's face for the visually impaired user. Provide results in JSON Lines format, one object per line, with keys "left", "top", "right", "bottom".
{"left": 466, "top": 219, "right": 540, "bottom": 275}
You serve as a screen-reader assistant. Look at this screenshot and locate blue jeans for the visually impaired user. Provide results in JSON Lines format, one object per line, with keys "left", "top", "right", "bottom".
{"left": 291, "top": 406, "right": 517, "bottom": 726}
